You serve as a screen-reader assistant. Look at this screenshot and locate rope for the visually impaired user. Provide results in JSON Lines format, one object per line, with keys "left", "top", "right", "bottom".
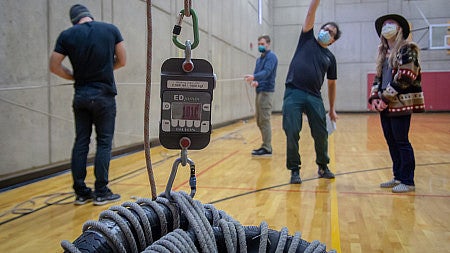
{"left": 82, "top": 220, "right": 127, "bottom": 252}
{"left": 122, "top": 201, "right": 154, "bottom": 245}
{"left": 144, "top": 0, "right": 157, "bottom": 200}
{"left": 156, "top": 197, "right": 180, "bottom": 230}
{"left": 288, "top": 232, "right": 301, "bottom": 253}
{"left": 275, "top": 227, "right": 289, "bottom": 253}
{"left": 136, "top": 198, "right": 168, "bottom": 236}
{"left": 110, "top": 205, "right": 147, "bottom": 251}
{"left": 60, "top": 192, "right": 336, "bottom": 253}
{"left": 99, "top": 210, "right": 139, "bottom": 253}
{"left": 60, "top": 240, "right": 82, "bottom": 253}
{"left": 171, "top": 191, "right": 218, "bottom": 252}
{"left": 258, "top": 221, "right": 269, "bottom": 252}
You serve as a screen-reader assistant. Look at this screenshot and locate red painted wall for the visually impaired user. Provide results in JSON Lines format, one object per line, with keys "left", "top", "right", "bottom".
{"left": 367, "top": 71, "right": 450, "bottom": 111}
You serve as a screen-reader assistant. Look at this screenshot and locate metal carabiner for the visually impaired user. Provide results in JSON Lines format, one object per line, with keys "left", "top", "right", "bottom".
{"left": 172, "top": 8, "right": 199, "bottom": 50}
{"left": 165, "top": 148, "right": 197, "bottom": 201}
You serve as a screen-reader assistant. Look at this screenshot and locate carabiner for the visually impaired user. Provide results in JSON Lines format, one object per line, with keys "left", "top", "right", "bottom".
{"left": 172, "top": 8, "right": 199, "bottom": 50}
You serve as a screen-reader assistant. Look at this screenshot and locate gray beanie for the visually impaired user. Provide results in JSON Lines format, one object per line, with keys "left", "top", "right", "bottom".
{"left": 70, "top": 4, "right": 93, "bottom": 25}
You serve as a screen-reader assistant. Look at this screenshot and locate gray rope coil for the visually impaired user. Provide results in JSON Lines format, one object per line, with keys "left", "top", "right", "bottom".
{"left": 258, "top": 221, "right": 269, "bottom": 253}
{"left": 122, "top": 201, "right": 154, "bottom": 245}
{"left": 288, "top": 232, "right": 302, "bottom": 253}
{"left": 171, "top": 191, "right": 218, "bottom": 252}
{"left": 142, "top": 229, "right": 198, "bottom": 253}
{"left": 60, "top": 240, "right": 82, "bottom": 253}
{"left": 110, "top": 205, "right": 147, "bottom": 251}
{"left": 155, "top": 196, "right": 180, "bottom": 230}
{"left": 136, "top": 198, "right": 168, "bottom": 236}
{"left": 99, "top": 210, "right": 139, "bottom": 253}
{"left": 61, "top": 192, "right": 336, "bottom": 253}
{"left": 82, "top": 220, "right": 127, "bottom": 253}
{"left": 275, "top": 227, "right": 289, "bottom": 253}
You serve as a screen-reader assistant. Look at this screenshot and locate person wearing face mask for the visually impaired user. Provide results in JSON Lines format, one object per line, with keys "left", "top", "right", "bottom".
{"left": 369, "top": 14, "right": 425, "bottom": 193}
{"left": 282, "top": 0, "right": 342, "bottom": 184}
{"left": 244, "top": 35, "right": 278, "bottom": 157}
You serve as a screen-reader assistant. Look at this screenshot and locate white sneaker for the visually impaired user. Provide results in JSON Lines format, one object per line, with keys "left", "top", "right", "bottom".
{"left": 392, "top": 183, "right": 415, "bottom": 193}
{"left": 380, "top": 179, "right": 401, "bottom": 188}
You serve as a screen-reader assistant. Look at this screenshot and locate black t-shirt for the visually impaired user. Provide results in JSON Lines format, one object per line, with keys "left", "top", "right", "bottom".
{"left": 285, "top": 29, "right": 337, "bottom": 97}
{"left": 54, "top": 21, "right": 123, "bottom": 95}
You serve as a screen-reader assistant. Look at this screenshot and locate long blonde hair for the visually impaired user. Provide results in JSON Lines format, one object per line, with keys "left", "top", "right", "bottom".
{"left": 375, "top": 27, "right": 408, "bottom": 76}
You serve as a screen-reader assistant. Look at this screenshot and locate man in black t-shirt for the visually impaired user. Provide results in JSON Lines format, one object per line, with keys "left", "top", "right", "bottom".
{"left": 282, "top": 0, "right": 342, "bottom": 184}
{"left": 49, "top": 4, "right": 126, "bottom": 205}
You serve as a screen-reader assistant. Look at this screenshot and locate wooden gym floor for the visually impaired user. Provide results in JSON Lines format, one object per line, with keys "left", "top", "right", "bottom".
{"left": 0, "top": 113, "right": 449, "bottom": 252}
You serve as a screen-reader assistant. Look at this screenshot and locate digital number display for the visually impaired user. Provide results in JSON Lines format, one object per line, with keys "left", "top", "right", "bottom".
{"left": 172, "top": 102, "right": 202, "bottom": 120}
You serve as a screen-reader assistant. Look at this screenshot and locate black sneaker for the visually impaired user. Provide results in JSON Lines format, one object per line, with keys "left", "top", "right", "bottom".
{"left": 74, "top": 193, "right": 93, "bottom": 205}
{"left": 318, "top": 166, "right": 335, "bottom": 179}
{"left": 290, "top": 170, "right": 302, "bottom": 184}
{"left": 93, "top": 191, "right": 121, "bottom": 206}
{"left": 251, "top": 148, "right": 272, "bottom": 157}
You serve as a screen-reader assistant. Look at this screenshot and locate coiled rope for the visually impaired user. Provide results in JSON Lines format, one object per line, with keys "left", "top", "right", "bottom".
{"left": 61, "top": 191, "right": 335, "bottom": 253}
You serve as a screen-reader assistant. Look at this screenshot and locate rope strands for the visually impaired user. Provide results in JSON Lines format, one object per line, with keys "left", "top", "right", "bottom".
{"left": 61, "top": 191, "right": 335, "bottom": 253}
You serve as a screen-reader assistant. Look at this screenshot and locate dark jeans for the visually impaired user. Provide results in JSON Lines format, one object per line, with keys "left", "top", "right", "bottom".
{"left": 380, "top": 113, "right": 415, "bottom": 186}
{"left": 71, "top": 89, "right": 116, "bottom": 197}
{"left": 282, "top": 88, "right": 329, "bottom": 171}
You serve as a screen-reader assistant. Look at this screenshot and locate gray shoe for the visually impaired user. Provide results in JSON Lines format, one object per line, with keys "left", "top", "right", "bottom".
{"left": 392, "top": 183, "right": 415, "bottom": 193}
{"left": 290, "top": 170, "right": 302, "bottom": 184}
{"left": 380, "top": 179, "right": 401, "bottom": 188}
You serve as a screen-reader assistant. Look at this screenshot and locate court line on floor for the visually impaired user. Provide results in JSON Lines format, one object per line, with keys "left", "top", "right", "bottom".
{"left": 328, "top": 133, "right": 342, "bottom": 253}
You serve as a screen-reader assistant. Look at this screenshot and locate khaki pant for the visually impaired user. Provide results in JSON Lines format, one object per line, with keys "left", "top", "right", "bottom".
{"left": 255, "top": 91, "right": 274, "bottom": 152}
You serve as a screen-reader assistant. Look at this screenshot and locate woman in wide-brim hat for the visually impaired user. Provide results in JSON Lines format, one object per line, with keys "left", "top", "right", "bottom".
{"left": 368, "top": 13, "right": 425, "bottom": 193}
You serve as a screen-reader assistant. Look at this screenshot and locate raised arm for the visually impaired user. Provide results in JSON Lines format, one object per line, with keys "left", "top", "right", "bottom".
{"left": 303, "top": 0, "right": 320, "bottom": 33}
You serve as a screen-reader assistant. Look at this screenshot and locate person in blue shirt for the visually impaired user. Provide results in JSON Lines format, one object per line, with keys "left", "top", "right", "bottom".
{"left": 282, "top": 0, "right": 341, "bottom": 183}
{"left": 245, "top": 35, "right": 278, "bottom": 157}
{"left": 49, "top": 4, "right": 126, "bottom": 205}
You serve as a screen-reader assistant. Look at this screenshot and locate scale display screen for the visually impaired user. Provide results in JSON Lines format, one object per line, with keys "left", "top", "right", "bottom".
{"left": 171, "top": 102, "right": 202, "bottom": 120}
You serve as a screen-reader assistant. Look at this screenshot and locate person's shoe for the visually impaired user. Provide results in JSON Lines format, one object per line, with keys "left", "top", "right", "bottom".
{"left": 290, "top": 170, "right": 302, "bottom": 184}
{"left": 74, "top": 193, "right": 93, "bottom": 205}
{"left": 380, "top": 179, "right": 401, "bottom": 188}
{"left": 251, "top": 148, "right": 272, "bottom": 157}
{"left": 392, "top": 183, "right": 415, "bottom": 193}
{"left": 93, "top": 190, "right": 121, "bottom": 206}
{"left": 318, "top": 166, "right": 335, "bottom": 179}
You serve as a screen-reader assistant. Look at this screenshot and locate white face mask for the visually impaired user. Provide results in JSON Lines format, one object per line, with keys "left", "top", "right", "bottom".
{"left": 381, "top": 23, "right": 398, "bottom": 39}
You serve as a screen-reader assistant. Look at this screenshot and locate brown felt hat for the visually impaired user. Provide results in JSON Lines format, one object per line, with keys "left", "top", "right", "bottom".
{"left": 375, "top": 14, "right": 410, "bottom": 39}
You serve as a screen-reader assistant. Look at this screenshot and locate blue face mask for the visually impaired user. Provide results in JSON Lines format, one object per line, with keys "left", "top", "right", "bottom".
{"left": 258, "top": 45, "right": 266, "bottom": 53}
{"left": 318, "top": 30, "right": 331, "bottom": 44}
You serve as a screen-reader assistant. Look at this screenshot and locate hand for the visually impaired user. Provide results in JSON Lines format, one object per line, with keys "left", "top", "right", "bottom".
{"left": 376, "top": 100, "right": 388, "bottom": 111}
{"left": 251, "top": 81, "right": 259, "bottom": 88}
{"left": 370, "top": 99, "right": 380, "bottom": 111}
{"left": 371, "top": 99, "right": 387, "bottom": 111}
{"left": 244, "top": 75, "right": 254, "bottom": 84}
{"left": 329, "top": 110, "right": 338, "bottom": 122}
